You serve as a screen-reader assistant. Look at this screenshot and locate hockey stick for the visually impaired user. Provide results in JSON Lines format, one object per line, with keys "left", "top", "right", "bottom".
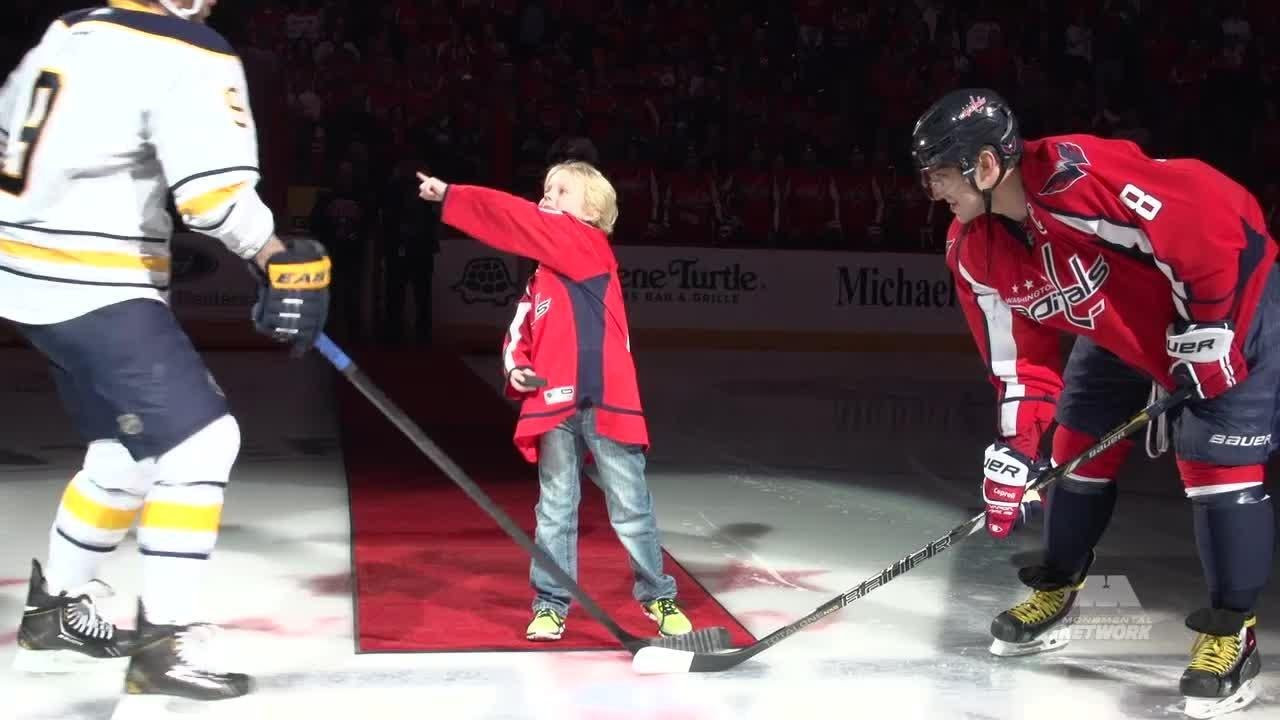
{"left": 314, "top": 334, "right": 731, "bottom": 656}
{"left": 632, "top": 386, "right": 1194, "bottom": 674}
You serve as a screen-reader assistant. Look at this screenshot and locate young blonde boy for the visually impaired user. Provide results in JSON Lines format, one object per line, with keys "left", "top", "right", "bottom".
{"left": 418, "top": 163, "right": 693, "bottom": 640}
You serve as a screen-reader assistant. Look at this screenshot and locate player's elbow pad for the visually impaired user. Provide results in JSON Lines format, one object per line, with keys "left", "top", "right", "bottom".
{"left": 179, "top": 185, "right": 275, "bottom": 260}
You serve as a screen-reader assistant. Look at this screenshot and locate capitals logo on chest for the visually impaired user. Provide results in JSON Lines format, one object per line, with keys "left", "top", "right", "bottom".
{"left": 1009, "top": 245, "right": 1110, "bottom": 330}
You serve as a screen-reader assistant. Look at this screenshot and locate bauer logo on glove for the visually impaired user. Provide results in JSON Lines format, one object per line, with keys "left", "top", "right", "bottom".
{"left": 984, "top": 456, "right": 1027, "bottom": 483}
{"left": 1166, "top": 321, "right": 1247, "bottom": 400}
{"left": 251, "top": 237, "right": 332, "bottom": 355}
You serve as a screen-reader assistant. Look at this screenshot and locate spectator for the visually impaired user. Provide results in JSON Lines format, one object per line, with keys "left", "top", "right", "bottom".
{"left": 832, "top": 146, "right": 878, "bottom": 250}
{"left": 34, "top": 0, "right": 1261, "bottom": 347}
{"left": 661, "top": 146, "right": 721, "bottom": 247}
{"left": 776, "top": 143, "right": 838, "bottom": 249}
{"left": 720, "top": 141, "right": 778, "bottom": 247}
{"left": 309, "top": 159, "right": 372, "bottom": 342}
{"left": 379, "top": 158, "right": 440, "bottom": 346}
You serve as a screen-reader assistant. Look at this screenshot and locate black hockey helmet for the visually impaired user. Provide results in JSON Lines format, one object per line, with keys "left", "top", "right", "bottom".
{"left": 910, "top": 89, "right": 1022, "bottom": 201}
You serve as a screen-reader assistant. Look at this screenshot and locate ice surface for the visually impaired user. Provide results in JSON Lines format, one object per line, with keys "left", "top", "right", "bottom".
{"left": 0, "top": 349, "right": 1274, "bottom": 719}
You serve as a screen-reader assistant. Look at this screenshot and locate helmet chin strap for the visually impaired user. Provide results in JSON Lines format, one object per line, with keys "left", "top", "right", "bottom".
{"left": 157, "top": 0, "right": 204, "bottom": 19}
{"left": 973, "top": 163, "right": 1010, "bottom": 217}
{"left": 969, "top": 161, "right": 1012, "bottom": 255}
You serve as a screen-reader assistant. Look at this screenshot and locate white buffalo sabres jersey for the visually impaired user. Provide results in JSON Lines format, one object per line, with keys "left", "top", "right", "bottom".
{"left": 0, "top": 0, "right": 273, "bottom": 324}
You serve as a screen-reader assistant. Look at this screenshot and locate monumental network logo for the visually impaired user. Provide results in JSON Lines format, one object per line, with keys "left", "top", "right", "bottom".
{"left": 452, "top": 257, "right": 520, "bottom": 306}
{"left": 1068, "top": 573, "right": 1152, "bottom": 641}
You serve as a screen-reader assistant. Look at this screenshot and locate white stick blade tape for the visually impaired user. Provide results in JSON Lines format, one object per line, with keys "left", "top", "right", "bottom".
{"left": 631, "top": 646, "right": 695, "bottom": 674}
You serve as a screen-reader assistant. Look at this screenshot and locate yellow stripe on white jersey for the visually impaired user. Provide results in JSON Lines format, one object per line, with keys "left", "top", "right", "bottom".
{"left": 0, "top": 4, "right": 261, "bottom": 324}
{"left": 0, "top": 236, "right": 170, "bottom": 272}
{"left": 177, "top": 181, "right": 246, "bottom": 218}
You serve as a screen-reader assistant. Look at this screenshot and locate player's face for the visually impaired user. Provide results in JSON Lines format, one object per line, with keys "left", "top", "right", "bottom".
{"left": 923, "top": 167, "right": 986, "bottom": 223}
{"left": 540, "top": 170, "right": 595, "bottom": 223}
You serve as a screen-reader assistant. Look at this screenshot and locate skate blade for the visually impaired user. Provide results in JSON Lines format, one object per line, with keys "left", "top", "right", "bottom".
{"left": 988, "top": 626, "right": 1072, "bottom": 657}
{"left": 110, "top": 692, "right": 256, "bottom": 720}
{"left": 1183, "top": 679, "right": 1258, "bottom": 719}
{"left": 12, "top": 646, "right": 129, "bottom": 674}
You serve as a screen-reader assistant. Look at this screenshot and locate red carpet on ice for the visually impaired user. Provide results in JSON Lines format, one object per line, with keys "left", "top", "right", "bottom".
{"left": 335, "top": 349, "right": 755, "bottom": 652}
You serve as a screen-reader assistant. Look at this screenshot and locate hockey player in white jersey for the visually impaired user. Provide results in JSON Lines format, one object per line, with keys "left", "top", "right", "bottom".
{"left": 1, "top": 0, "right": 331, "bottom": 708}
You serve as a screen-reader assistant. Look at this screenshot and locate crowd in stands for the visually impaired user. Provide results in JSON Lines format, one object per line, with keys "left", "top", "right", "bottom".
{"left": 205, "top": 0, "right": 1280, "bottom": 251}
{"left": 3, "top": 0, "right": 1279, "bottom": 343}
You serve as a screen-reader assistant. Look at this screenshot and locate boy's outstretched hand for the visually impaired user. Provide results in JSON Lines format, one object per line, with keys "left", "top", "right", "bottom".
{"left": 417, "top": 172, "right": 447, "bottom": 202}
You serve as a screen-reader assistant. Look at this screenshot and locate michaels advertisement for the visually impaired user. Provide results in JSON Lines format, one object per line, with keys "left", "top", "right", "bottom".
{"left": 435, "top": 236, "right": 967, "bottom": 337}
{"left": 619, "top": 246, "right": 963, "bottom": 333}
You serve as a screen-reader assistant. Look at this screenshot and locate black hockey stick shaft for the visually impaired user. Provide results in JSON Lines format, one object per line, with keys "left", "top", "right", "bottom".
{"left": 314, "top": 335, "right": 654, "bottom": 652}
{"left": 679, "top": 386, "right": 1192, "bottom": 672}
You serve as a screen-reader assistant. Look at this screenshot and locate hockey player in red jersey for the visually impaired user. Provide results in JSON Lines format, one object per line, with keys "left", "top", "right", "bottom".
{"left": 911, "top": 89, "right": 1278, "bottom": 719}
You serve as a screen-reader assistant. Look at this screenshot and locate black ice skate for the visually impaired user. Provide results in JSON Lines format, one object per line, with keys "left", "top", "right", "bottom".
{"left": 988, "top": 551, "right": 1094, "bottom": 657}
{"left": 14, "top": 558, "right": 132, "bottom": 673}
{"left": 1180, "top": 609, "right": 1260, "bottom": 719}
{"left": 109, "top": 601, "right": 252, "bottom": 719}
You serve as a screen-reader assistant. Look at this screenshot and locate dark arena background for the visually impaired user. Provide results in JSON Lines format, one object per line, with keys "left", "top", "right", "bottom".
{"left": 2, "top": 2, "right": 1279, "bottom": 719}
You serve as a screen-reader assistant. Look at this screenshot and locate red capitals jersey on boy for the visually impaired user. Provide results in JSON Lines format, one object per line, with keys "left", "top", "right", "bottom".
{"left": 441, "top": 185, "right": 648, "bottom": 463}
{"left": 948, "top": 134, "right": 1277, "bottom": 457}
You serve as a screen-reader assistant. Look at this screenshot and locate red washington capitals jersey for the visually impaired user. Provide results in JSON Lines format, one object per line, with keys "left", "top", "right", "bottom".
{"left": 441, "top": 185, "right": 648, "bottom": 463}
{"left": 946, "top": 134, "right": 1277, "bottom": 456}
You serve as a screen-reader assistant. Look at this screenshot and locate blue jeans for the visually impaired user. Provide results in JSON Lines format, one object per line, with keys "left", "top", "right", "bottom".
{"left": 530, "top": 407, "right": 677, "bottom": 616}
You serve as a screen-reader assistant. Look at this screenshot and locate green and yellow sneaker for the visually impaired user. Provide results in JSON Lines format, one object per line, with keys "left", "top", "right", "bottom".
{"left": 643, "top": 598, "right": 692, "bottom": 637}
{"left": 525, "top": 608, "right": 565, "bottom": 641}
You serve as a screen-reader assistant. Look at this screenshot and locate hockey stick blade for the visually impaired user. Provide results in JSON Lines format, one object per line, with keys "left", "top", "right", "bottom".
{"left": 633, "top": 386, "right": 1192, "bottom": 674}
{"left": 313, "top": 335, "right": 732, "bottom": 657}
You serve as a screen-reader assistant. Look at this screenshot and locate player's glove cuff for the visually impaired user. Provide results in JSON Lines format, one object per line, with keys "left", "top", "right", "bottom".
{"left": 1166, "top": 321, "right": 1247, "bottom": 400}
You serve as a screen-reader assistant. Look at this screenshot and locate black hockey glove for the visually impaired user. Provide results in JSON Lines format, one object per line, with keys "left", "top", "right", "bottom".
{"left": 250, "top": 238, "right": 331, "bottom": 357}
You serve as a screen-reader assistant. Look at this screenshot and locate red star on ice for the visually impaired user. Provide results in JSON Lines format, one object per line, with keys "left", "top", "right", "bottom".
{"left": 694, "top": 559, "right": 829, "bottom": 593}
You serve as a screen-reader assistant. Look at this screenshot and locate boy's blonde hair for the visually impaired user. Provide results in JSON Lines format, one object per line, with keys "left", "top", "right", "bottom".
{"left": 545, "top": 161, "right": 619, "bottom": 235}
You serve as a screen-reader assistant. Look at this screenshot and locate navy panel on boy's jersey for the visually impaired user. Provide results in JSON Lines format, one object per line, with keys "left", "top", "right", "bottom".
{"left": 563, "top": 273, "right": 611, "bottom": 408}
{"left": 1056, "top": 264, "right": 1280, "bottom": 466}
{"left": 16, "top": 299, "right": 229, "bottom": 459}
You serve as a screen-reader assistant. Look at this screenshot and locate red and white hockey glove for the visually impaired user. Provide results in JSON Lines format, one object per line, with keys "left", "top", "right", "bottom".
{"left": 1166, "top": 321, "right": 1248, "bottom": 400}
{"left": 981, "top": 442, "right": 1045, "bottom": 539}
